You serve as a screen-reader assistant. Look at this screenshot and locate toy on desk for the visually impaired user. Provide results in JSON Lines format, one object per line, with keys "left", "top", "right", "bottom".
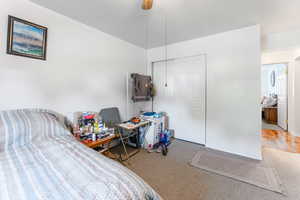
{"left": 130, "top": 117, "right": 141, "bottom": 124}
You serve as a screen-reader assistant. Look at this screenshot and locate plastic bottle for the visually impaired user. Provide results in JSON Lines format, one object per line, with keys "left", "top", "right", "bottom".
{"left": 94, "top": 121, "right": 99, "bottom": 133}
{"left": 92, "top": 133, "right": 96, "bottom": 141}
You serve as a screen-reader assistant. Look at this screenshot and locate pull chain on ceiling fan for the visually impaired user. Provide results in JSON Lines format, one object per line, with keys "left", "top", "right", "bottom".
{"left": 142, "top": 0, "right": 153, "bottom": 10}
{"left": 142, "top": 0, "right": 169, "bottom": 87}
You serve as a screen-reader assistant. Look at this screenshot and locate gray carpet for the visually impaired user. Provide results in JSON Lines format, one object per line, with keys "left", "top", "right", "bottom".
{"left": 127, "top": 140, "right": 300, "bottom": 200}
{"left": 190, "top": 148, "right": 284, "bottom": 194}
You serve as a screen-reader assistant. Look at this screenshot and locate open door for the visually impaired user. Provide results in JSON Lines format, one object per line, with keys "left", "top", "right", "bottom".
{"left": 262, "top": 63, "right": 288, "bottom": 130}
{"left": 277, "top": 64, "right": 288, "bottom": 130}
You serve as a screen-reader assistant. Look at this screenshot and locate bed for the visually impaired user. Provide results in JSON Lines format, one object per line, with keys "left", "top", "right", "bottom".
{"left": 0, "top": 109, "right": 161, "bottom": 200}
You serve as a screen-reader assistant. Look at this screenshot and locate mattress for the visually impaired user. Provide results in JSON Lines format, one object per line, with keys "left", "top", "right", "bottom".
{"left": 0, "top": 109, "right": 161, "bottom": 200}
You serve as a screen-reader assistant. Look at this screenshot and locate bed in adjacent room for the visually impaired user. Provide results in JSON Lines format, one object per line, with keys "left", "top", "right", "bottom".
{"left": 0, "top": 109, "right": 161, "bottom": 200}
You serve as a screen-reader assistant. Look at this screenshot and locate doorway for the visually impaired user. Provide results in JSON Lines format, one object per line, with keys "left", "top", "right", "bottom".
{"left": 260, "top": 63, "right": 296, "bottom": 152}
{"left": 261, "top": 63, "right": 288, "bottom": 131}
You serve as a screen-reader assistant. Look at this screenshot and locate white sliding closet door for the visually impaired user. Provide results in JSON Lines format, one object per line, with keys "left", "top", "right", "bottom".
{"left": 152, "top": 56, "right": 206, "bottom": 144}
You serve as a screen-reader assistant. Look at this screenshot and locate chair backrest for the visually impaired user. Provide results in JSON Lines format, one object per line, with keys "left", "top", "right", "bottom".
{"left": 99, "top": 107, "right": 122, "bottom": 127}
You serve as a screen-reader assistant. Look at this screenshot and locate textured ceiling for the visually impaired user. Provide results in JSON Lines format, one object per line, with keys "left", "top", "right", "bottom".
{"left": 30, "top": 0, "right": 300, "bottom": 49}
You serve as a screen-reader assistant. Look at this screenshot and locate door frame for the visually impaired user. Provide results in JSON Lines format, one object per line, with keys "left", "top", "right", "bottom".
{"left": 150, "top": 53, "right": 208, "bottom": 145}
{"left": 262, "top": 62, "right": 289, "bottom": 131}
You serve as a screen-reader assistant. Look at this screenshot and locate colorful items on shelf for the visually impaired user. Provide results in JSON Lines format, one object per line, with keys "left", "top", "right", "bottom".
{"left": 73, "top": 112, "right": 114, "bottom": 143}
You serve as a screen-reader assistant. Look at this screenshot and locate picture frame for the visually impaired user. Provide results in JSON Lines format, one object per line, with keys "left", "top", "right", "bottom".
{"left": 7, "top": 16, "right": 48, "bottom": 60}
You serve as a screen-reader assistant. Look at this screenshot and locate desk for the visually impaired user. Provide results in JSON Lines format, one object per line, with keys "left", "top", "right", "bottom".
{"left": 76, "top": 134, "right": 117, "bottom": 154}
{"left": 116, "top": 120, "right": 151, "bottom": 161}
{"left": 117, "top": 120, "right": 150, "bottom": 131}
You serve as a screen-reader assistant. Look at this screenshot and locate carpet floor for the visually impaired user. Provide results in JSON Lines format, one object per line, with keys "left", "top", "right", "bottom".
{"left": 127, "top": 140, "right": 300, "bottom": 200}
{"left": 190, "top": 148, "right": 283, "bottom": 194}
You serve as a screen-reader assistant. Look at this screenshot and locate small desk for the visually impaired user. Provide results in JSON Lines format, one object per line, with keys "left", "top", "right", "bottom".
{"left": 117, "top": 120, "right": 150, "bottom": 131}
{"left": 116, "top": 120, "right": 151, "bottom": 161}
{"left": 77, "top": 134, "right": 117, "bottom": 154}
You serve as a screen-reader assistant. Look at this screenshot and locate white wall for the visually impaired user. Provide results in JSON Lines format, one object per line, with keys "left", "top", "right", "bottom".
{"left": 148, "top": 25, "right": 262, "bottom": 160}
{"left": 0, "top": 0, "right": 146, "bottom": 120}
{"left": 262, "top": 30, "right": 300, "bottom": 52}
{"left": 294, "top": 57, "right": 300, "bottom": 136}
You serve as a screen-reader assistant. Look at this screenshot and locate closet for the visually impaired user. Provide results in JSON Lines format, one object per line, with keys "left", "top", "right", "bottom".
{"left": 152, "top": 55, "right": 206, "bottom": 144}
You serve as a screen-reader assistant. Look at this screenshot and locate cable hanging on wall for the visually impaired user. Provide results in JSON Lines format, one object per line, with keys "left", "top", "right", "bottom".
{"left": 164, "top": 12, "right": 168, "bottom": 87}
{"left": 145, "top": 13, "right": 149, "bottom": 75}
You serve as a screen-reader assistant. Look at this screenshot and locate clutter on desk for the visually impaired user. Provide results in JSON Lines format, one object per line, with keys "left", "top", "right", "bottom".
{"left": 72, "top": 112, "right": 115, "bottom": 143}
{"left": 118, "top": 118, "right": 149, "bottom": 130}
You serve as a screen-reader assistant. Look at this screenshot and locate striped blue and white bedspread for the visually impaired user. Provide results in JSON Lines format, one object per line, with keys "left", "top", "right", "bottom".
{"left": 0, "top": 109, "right": 161, "bottom": 200}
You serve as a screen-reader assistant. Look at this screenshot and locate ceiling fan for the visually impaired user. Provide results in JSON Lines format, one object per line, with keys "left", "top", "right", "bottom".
{"left": 142, "top": 0, "right": 153, "bottom": 10}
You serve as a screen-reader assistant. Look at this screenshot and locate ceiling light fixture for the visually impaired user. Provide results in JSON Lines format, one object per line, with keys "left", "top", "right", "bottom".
{"left": 142, "top": 0, "right": 153, "bottom": 10}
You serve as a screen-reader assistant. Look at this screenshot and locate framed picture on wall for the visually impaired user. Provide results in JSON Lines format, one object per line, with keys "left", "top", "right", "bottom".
{"left": 7, "top": 16, "right": 48, "bottom": 60}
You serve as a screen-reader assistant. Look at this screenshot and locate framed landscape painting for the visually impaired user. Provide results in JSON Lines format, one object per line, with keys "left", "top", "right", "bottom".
{"left": 7, "top": 16, "right": 47, "bottom": 60}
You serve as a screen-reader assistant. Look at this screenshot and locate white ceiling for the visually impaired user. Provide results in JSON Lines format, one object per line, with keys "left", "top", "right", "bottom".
{"left": 30, "top": 0, "right": 300, "bottom": 49}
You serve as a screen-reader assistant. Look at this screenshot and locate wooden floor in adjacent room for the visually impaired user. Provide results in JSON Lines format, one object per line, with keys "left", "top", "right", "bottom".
{"left": 262, "top": 129, "right": 300, "bottom": 153}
